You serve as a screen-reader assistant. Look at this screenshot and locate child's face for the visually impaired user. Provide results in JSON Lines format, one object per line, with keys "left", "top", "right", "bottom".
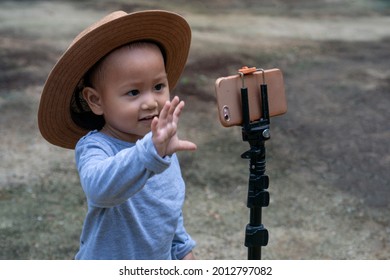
{"left": 88, "top": 43, "right": 170, "bottom": 143}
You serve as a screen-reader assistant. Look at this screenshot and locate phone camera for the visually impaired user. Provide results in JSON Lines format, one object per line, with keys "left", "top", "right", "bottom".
{"left": 223, "top": 105, "right": 231, "bottom": 121}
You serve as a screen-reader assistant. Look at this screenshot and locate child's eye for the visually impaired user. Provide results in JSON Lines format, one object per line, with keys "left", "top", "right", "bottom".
{"left": 127, "top": 89, "right": 140, "bottom": 96}
{"left": 154, "top": 83, "right": 165, "bottom": 92}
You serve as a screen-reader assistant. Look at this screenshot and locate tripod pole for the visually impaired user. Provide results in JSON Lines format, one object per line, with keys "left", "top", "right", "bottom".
{"left": 239, "top": 68, "right": 270, "bottom": 260}
{"left": 242, "top": 127, "right": 270, "bottom": 260}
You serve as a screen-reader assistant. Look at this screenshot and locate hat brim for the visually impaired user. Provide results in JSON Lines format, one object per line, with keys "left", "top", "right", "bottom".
{"left": 38, "top": 10, "right": 191, "bottom": 149}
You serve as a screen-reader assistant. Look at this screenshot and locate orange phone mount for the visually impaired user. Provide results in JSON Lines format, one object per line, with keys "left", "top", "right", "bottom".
{"left": 238, "top": 66, "right": 257, "bottom": 74}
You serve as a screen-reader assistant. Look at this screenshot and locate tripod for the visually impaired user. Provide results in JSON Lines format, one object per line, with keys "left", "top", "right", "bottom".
{"left": 239, "top": 68, "right": 270, "bottom": 260}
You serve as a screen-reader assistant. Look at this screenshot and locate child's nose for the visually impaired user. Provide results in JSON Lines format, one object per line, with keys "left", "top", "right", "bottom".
{"left": 141, "top": 92, "right": 158, "bottom": 110}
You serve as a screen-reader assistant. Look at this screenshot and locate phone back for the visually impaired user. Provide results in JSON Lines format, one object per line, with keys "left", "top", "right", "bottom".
{"left": 215, "top": 68, "right": 287, "bottom": 127}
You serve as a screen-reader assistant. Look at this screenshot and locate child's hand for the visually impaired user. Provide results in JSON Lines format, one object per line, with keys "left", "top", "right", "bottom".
{"left": 151, "top": 96, "right": 197, "bottom": 157}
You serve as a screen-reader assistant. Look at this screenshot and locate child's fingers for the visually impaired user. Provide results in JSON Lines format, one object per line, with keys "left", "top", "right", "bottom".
{"left": 151, "top": 116, "right": 159, "bottom": 133}
{"left": 177, "top": 140, "right": 197, "bottom": 152}
{"left": 159, "top": 100, "right": 170, "bottom": 122}
{"left": 172, "top": 101, "right": 185, "bottom": 124}
{"left": 170, "top": 96, "right": 180, "bottom": 107}
{"left": 167, "top": 96, "right": 180, "bottom": 119}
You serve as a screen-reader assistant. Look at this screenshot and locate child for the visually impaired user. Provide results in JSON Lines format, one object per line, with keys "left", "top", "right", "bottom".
{"left": 38, "top": 10, "right": 196, "bottom": 260}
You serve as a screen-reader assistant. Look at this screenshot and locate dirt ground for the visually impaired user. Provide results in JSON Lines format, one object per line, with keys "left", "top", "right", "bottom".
{"left": 1, "top": 0, "right": 389, "bottom": 259}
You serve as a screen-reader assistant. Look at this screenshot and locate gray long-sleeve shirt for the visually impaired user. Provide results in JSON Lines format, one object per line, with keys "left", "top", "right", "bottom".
{"left": 74, "top": 131, "right": 195, "bottom": 259}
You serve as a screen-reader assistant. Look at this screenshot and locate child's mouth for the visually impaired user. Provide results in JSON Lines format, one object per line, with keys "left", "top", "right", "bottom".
{"left": 139, "top": 114, "right": 158, "bottom": 122}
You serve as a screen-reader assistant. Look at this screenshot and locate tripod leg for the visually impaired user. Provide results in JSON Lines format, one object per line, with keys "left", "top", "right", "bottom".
{"left": 246, "top": 207, "right": 268, "bottom": 259}
{"left": 243, "top": 142, "right": 269, "bottom": 259}
{"left": 248, "top": 246, "right": 261, "bottom": 260}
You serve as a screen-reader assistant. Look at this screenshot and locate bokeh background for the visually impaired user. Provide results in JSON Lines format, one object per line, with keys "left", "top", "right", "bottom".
{"left": 1, "top": 0, "right": 389, "bottom": 259}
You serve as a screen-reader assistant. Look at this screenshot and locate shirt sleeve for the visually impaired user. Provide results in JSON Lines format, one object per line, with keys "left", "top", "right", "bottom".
{"left": 171, "top": 212, "right": 196, "bottom": 260}
{"left": 75, "top": 132, "right": 171, "bottom": 207}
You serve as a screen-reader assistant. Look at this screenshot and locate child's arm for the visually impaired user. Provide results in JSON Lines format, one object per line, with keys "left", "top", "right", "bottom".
{"left": 151, "top": 96, "right": 197, "bottom": 157}
{"left": 171, "top": 211, "right": 196, "bottom": 260}
{"left": 76, "top": 132, "right": 170, "bottom": 207}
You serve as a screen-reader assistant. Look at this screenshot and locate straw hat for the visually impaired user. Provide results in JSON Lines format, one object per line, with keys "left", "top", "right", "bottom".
{"left": 38, "top": 10, "right": 191, "bottom": 149}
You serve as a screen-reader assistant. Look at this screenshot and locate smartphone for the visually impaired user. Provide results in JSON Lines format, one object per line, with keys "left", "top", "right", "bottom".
{"left": 215, "top": 68, "right": 287, "bottom": 127}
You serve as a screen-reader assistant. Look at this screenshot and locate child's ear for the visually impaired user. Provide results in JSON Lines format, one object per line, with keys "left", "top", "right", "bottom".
{"left": 82, "top": 87, "right": 103, "bottom": 115}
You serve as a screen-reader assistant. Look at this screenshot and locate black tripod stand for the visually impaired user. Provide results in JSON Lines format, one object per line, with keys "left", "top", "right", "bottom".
{"left": 239, "top": 68, "right": 270, "bottom": 260}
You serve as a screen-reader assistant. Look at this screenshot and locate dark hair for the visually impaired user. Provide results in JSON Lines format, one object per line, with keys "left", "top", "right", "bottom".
{"left": 70, "top": 41, "right": 166, "bottom": 131}
{"left": 70, "top": 79, "right": 105, "bottom": 130}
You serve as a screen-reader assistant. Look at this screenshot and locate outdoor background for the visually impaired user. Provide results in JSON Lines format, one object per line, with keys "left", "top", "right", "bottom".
{"left": 1, "top": 0, "right": 389, "bottom": 259}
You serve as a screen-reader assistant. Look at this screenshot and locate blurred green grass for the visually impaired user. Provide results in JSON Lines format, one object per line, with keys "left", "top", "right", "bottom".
{"left": 0, "top": 171, "right": 85, "bottom": 259}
